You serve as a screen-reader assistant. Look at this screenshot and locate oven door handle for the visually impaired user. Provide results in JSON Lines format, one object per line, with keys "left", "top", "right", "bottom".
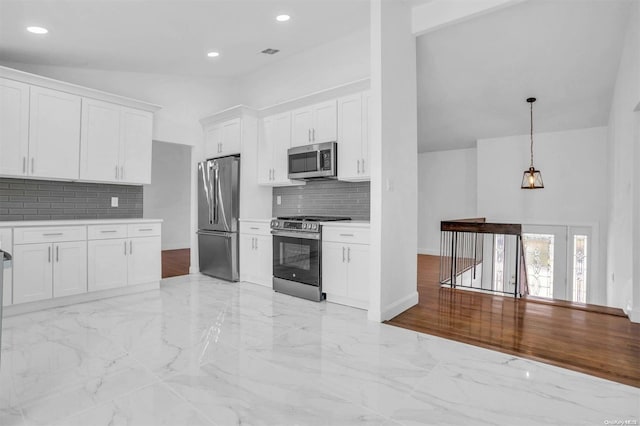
{"left": 271, "top": 231, "right": 320, "bottom": 240}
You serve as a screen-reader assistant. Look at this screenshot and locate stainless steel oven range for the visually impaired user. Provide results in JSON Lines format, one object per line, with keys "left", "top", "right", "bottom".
{"left": 271, "top": 216, "right": 350, "bottom": 302}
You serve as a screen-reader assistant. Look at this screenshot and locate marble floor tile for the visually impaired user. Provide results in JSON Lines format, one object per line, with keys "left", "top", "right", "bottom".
{"left": 1, "top": 274, "right": 638, "bottom": 426}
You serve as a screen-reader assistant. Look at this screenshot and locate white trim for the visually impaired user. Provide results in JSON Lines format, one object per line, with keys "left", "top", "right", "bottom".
{"left": 4, "top": 282, "right": 159, "bottom": 316}
{"left": 380, "top": 291, "right": 419, "bottom": 322}
{"left": 0, "top": 66, "right": 161, "bottom": 112}
{"left": 257, "top": 78, "right": 370, "bottom": 118}
{"left": 326, "top": 294, "right": 368, "bottom": 310}
{"left": 199, "top": 105, "right": 258, "bottom": 127}
{"left": 418, "top": 247, "right": 440, "bottom": 256}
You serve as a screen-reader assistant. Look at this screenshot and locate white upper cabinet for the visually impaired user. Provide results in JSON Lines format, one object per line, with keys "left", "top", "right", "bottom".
{"left": 29, "top": 86, "right": 82, "bottom": 180}
{"left": 0, "top": 80, "right": 82, "bottom": 180}
{"left": 337, "top": 91, "right": 370, "bottom": 181}
{"left": 0, "top": 66, "right": 158, "bottom": 185}
{"left": 204, "top": 118, "right": 241, "bottom": 158}
{"left": 81, "top": 98, "right": 121, "bottom": 182}
{"left": 291, "top": 100, "right": 337, "bottom": 147}
{"left": 259, "top": 112, "right": 302, "bottom": 186}
{"left": 0, "top": 78, "right": 30, "bottom": 177}
{"left": 81, "top": 98, "right": 152, "bottom": 184}
{"left": 120, "top": 107, "right": 153, "bottom": 184}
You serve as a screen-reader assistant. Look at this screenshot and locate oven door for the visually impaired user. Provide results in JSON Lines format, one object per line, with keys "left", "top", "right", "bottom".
{"left": 272, "top": 231, "right": 320, "bottom": 286}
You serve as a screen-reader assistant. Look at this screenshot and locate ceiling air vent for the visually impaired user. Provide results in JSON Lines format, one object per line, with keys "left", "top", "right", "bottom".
{"left": 261, "top": 48, "right": 280, "bottom": 55}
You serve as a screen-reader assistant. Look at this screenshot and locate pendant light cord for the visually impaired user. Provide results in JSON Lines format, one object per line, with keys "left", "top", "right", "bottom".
{"left": 530, "top": 101, "right": 534, "bottom": 168}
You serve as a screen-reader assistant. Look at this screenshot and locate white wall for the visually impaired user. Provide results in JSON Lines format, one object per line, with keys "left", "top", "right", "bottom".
{"left": 606, "top": 1, "right": 640, "bottom": 318}
{"left": 418, "top": 148, "right": 477, "bottom": 255}
{"left": 238, "top": 29, "right": 370, "bottom": 109}
{"left": 143, "top": 141, "right": 191, "bottom": 250}
{"left": 477, "top": 126, "right": 609, "bottom": 304}
{"left": 369, "top": 0, "right": 418, "bottom": 321}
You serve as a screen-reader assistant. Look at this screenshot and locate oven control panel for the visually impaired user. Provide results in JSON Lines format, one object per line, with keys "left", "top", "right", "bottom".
{"left": 271, "top": 220, "right": 319, "bottom": 232}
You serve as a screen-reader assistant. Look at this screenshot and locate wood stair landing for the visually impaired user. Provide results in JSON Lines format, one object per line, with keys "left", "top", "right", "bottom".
{"left": 385, "top": 255, "right": 640, "bottom": 388}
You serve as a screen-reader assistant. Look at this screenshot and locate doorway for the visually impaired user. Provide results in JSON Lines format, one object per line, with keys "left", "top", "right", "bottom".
{"left": 521, "top": 225, "right": 593, "bottom": 304}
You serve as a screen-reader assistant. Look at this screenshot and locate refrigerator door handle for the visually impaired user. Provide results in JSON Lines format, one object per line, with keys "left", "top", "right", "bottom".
{"left": 197, "top": 230, "right": 234, "bottom": 238}
{"left": 213, "top": 165, "right": 219, "bottom": 224}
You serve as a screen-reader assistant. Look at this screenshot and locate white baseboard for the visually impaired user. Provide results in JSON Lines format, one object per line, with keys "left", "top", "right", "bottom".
{"left": 626, "top": 306, "right": 640, "bottom": 323}
{"left": 4, "top": 282, "right": 160, "bottom": 317}
{"left": 381, "top": 291, "right": 419, "bottom": 321}
{"left": 418, "top": 247, "right": 439, "bottom": 256}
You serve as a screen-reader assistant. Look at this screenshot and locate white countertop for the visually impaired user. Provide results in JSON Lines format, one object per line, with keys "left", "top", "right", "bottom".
{"left": 321, "top": 220, "right": 370, "bottom": 228}
{"left": 0, "top": 218, "right": 163, "bottom": 228}
{"left": 239, "top": 218, "right": 271, "bottom": 223}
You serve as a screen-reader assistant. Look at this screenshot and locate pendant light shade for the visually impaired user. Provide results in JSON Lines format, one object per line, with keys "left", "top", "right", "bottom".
{"left": 521, "top": 97, "right": 544, "bottom": 189}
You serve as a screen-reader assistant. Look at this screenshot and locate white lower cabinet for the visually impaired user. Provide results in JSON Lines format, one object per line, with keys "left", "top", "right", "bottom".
{"left": 0, "top": 228, "right": 13, "bottom": 306}
{"left": 239, "top": 221, "right": 272, "bottom": 287}
{"left": 88, "top": 238, "right": 128, "bottom": 291}
{"left": 322, "top": 225, "right": 370, "bottom": 310}
{"left": 128, "top": 236, "right": 161, "bottom": 286}
{"left": 13, "top": 240, "right": 87, "bottom": 304}
{"left": 7, "top": 221, "right": 161, "bottom": 311}
{"left": 88, "top": 226, "right": 161, "bottom": 291}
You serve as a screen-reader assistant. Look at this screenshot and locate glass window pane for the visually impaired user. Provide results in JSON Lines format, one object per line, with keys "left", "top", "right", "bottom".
{"left": 572, "top": 235, "right": 588, "bottom": 303}
{"left": 522, "top": 233, "right": 555, "bottom": 299}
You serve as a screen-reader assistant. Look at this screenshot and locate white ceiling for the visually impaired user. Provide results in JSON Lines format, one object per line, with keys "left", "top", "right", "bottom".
{"left": 416, "top": 0, "right": 632, "bottom": 152}
{"left": 0, "top": 0, "right": 370, "bottom": 78}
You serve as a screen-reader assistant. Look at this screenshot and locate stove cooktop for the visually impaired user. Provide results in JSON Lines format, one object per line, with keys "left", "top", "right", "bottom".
{"left": 276, "top": 216, "right": 351, "bottom": 222}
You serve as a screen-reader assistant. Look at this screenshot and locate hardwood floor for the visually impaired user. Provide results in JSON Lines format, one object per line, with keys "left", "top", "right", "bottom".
{"left": 386, "top": 255, "right": 640, "bottom": 388}
{"left": 162, "top": 249, "right": 190, "bottom": 278}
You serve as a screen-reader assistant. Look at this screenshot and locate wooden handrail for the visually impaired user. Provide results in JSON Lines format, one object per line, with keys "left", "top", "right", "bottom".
{"left": 441, "top": 219, "right": 522, "bottom": 235}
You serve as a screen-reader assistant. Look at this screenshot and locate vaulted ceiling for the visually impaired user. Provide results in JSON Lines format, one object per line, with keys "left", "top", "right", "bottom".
{"left": 416, "top": 0, "right": 632, "bottom": 152}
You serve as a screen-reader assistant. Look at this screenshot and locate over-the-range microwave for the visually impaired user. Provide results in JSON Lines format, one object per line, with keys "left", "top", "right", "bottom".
{"left": 287, "top": 141, "right": 337, "bottom": 180}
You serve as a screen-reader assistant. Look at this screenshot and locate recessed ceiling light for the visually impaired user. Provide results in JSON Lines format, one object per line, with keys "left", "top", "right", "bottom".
{"left": 26, "top": 26, "right": 48, "bottom": 34}
{"left": 276, "top": 14, "right": 290, "bottom": 22}
{"left": 207, "top": 51, "right": 220, "bottom": 58}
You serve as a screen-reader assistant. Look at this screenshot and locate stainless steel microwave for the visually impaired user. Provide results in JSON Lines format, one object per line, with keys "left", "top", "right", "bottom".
{"left": 287, "top": 142, "right": 337, "bottom": 180}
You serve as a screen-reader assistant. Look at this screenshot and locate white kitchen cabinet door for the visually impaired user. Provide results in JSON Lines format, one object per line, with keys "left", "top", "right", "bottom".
{"left": 13, "top": 243, "right": 53, "bottom": 304}
{"left": 204, "top": 123, "right": 222, "bottom": 158}
{"left": 312, "top": 100, "right": 337, "bottom": 143}
{"left": 240, "top": 234, "right": 272, "bottom": 287}
{"left": 88, "top": 239, "right": 128, "bottom": 291}
{"left": 128, "top": 236, "right": 161, "bottom": 286}
{"left": 120, "top": 107, "right": 153, "bottom": 184}
{"left": 321, "top": 242, "right": 348, "bottom": 298}
{"left": 220, "top": 118, "right": 242, "bottom": 156}
{"left": 0, "top": 228, "right": 13, "bottom": 306}
{"left": 254, "top": 234, "right": 273, "bottom": 287}
{"left": 29, "top": 86, "right": 81, "bottom": 180}
{"left": 80, "top": 98, "right": 121, "bottom": 182}
{"left": 53, "top": 241, "right": 87, "bottom": 298}
{"left": 0, "top": 78, "right": 30, "bottom": 177}
{"left": 361, "top": 91, "right": 371, "bottom": 180}
{"left": 239, "top": 233, "right": 257, "bottom": 282}
{"left": 291, "top": 107, "right": 313, "bottom": 147}
{"left": 337, "top": 94, "right": 363, "bottom": 181}
{"left": 271, "top": 113, "right": 294, "bottom": 184}
{"left": 346, "top": 243, "right": 369, "bottom": 306}
{"left": 257, "top": 117, "right": 275, "bottom": 185}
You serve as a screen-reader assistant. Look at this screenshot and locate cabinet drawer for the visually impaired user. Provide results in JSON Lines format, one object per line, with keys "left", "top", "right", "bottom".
{"left": 88, "top": 224, "right": 128, "bottom": 240}
{"left": 127, "top": 223, "right": 161, "bottom": 237}
{"left": 14, "top": 226, "right": 86, "bottom": 244}
{"left": 322, "top": 227, "right": 369, "bottom": 244}
{"left": 239, "top": 221, "right": 271, "bottom": 236}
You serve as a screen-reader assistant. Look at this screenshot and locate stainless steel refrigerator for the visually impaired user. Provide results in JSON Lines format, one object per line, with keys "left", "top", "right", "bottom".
{"left": 197, "top": 155, "right": 240, "bottom": 281}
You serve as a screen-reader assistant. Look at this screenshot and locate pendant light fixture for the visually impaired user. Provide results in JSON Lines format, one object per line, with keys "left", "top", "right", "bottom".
{"left": 521, "top": 97, "right": 544, "bottom": 189}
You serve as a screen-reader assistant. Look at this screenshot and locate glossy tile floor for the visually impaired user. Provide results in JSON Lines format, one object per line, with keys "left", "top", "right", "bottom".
{"left": 1, "top": 275, "right": 638, "bottom": 426}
